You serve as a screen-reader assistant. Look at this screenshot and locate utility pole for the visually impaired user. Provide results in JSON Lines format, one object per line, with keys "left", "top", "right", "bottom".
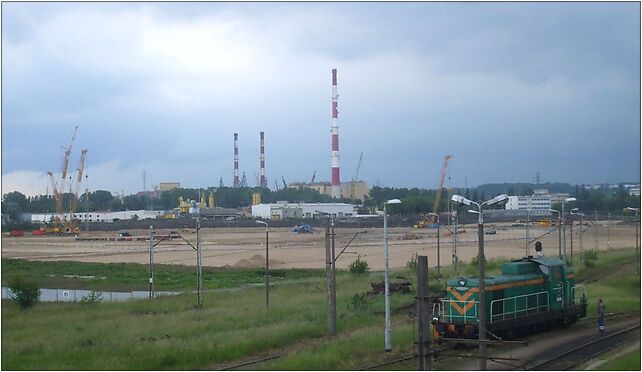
{"left": 437, "top": 221, "right": 440, "bottom": 289}
{"left": 196, "top": 217, "right": 203, "bottom": 308}
{"left": 416, "top": 255, "right": 429, "bottom": 371}
{"left": 331, "top": 217, "right": 337, "bottom": 326}
{"left": 558, "top": 216, "right": 562, "bottom": 260}
{"left": 607, "top": 212, "right": 611, "bottom": 250}
{"left": 579, "top": 214, "right": 583, "bottom": 263}
{"left": 149, "top": 225, "right": 154, "bottom": 299}
{"left": 570, "top": 220, "right": 574, "bottom": 265}
{"left": 594, "top": 211, "right": 598, "bottom": 251}
{"left": 477, "top": 222, "right": 487, "bottom": 371}
{"left": 452, "top": 215, "right": 459, "bottom": 273}
{"left": 526, "top": 197, "right": 530, "bottom": 257}
{"left": 85, "top": 182, "right": 89, "bottom": 232}
{"left": 325, "top": 218, "right": 336, "bottom": 336}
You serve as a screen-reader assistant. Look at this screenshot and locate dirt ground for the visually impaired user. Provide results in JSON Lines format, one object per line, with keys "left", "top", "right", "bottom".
{"left": 1, "top": 222, "right": 638, "bottom": 271}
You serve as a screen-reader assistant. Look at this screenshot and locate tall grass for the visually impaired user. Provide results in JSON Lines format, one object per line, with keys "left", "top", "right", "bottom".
{"left": 2, "top": 270, "right": 415, "bottom": 370}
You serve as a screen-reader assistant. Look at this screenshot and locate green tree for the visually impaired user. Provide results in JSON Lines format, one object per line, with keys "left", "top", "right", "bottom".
{"left": 2, "top": 191, "right": 28, "bottom": 220}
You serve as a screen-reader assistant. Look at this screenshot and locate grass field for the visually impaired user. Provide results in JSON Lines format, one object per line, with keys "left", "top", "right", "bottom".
{"left": 1, "top": 258, "right": 324, "bottom": 291}
{"left": 592, "top": 349, "right": 641, "bottom": 370}
{"left": 2, "top": 248, "right": 639, "bottom": 370}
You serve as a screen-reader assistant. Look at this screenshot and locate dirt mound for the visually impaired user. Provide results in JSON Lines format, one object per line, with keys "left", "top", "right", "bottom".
{"left": 233, "top": 255, "right": 285, "bottom": 268}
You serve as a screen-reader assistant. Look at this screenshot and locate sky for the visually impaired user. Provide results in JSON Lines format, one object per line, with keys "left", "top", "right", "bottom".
{"left": 2, "top": 2, "right": 640, "bottom": 197}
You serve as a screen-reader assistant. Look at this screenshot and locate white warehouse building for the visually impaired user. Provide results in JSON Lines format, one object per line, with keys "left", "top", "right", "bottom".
{"left": 251, "top": 202, "right": 355, "bottom": 220}
{"left": 505, "top": 195, "right": 552, "bottom": 216}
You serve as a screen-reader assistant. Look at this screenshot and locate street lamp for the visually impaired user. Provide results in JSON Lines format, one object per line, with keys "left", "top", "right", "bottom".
{"left": 561, "top": 197, "right": 577, "bottom": 262}
{"left": 256, "top": 220, "right": 269, "bottom": 308}
{"left": 549, "top": 209, "right": 562, "bottom": 259}
{"left": 451, "top": 193, "right": 508, "bottom": 371}
{"left": 571, "top": 208, "right": 584, "bottom": 264}
{"left": 625, "top": 207, "right": 640, "bottom": 274}
{"left": 383, "top": 198, "right": 401, "bottom": 352}
{"left": 427, "top": 212, "right": 441, "bottom": 288}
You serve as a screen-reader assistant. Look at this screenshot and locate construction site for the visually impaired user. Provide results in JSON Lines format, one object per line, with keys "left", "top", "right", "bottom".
{"left": 2, "top": 69, "right": 640, "bottom": 370}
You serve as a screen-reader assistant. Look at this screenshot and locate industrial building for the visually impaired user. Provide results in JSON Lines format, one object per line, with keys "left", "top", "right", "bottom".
{"left": 30, "top": 210, "right": 165, "bottom": 224}
{"left": 288, "top": 180, "right": 369, "bottom": 202}
{"left": 159, "top": 182, "right": 181, "bottom": 192}
{"left": 505, "top": 194, "right": 552, "bottom": 216}
{"left": 251, "top": 202, "right": 355, "bottom": 220}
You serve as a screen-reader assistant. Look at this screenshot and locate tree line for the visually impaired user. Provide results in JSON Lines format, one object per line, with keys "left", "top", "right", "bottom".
{"left": 2, "top": 183, "right": 639, "bottom": 221}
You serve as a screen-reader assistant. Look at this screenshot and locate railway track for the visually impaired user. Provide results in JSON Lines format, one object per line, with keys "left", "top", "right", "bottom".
{"left": 523, "top": 323, "right": 640, "bottom": 370}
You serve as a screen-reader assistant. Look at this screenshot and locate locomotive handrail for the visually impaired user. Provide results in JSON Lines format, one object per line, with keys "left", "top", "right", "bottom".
{"left": 490, "top": 291, "right": 549, "bottom": 323}
{"left": 433, "top": 299, "right": 478, "bottom": 324}
{"left": 572, "top": 284, "right": 587, "bottom": 303}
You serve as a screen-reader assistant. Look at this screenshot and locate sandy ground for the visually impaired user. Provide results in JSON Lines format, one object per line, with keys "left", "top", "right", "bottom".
{"left": 1, "top": 222, "right": 638, "bottom": 271}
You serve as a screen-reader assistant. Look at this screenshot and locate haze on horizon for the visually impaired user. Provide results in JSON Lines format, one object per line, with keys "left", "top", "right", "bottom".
{"left": 2, "top": 2, "right": 640, "bottom": 197}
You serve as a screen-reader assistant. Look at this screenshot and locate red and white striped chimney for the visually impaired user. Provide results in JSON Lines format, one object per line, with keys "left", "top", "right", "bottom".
{"left": 260, "top": 131, "right": 266, "bottom": 188}
{"left": 331, "top": 68, "right": 341, "bottom": 199}
{"left": 234, "top": 133, "right": 239, "bottom": 188}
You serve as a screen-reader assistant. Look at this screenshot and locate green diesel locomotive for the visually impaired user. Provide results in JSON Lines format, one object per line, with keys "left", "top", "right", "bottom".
{"left": 432, "top": 256, "right": 587, "bottom": 340}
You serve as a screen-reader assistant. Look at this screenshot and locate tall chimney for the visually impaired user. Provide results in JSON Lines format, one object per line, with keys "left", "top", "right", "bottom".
{"left": 331, "top": 68, "right": 341, "bottom": 199}
{"left": 260, "top": 131, "right": 266, "bottom": 188}
{"left": 234, "top": 133, "right": 239, "bottom": 188}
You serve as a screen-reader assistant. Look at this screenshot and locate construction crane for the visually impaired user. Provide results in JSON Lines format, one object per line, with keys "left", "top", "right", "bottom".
{"left": 310, "top": 170, "right": 316, "bottom": 184}
{"left": 351, "top": 152, "right": 363, "bottom": 200}
{"left": 69, "top": 149, "right": 88, "bottom": 229}
{"left": 281, "top": 176, "right": 287, "bottom": 189}
{"left": 274, "top": 179, "right": 280, "bottom": 191}
{"left": 58, "top": 126, "right": 78, "bottom": 210}
{"left": 432, "top": 155, "right": 453, "bottom": 221}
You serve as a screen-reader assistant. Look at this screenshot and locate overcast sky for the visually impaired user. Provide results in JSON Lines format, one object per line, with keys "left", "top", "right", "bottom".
{"left": 2, "top": 2, "right": 640, "bottom": 196}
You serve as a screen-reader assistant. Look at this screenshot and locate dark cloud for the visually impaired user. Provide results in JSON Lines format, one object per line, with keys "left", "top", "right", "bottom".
{"left": 2, "top": 2, "right": 639, "bottom": 195}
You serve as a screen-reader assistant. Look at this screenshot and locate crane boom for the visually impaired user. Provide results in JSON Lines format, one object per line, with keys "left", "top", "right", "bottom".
{"left": 311, "top": 170, "right": 316, "bottom": 184}
{"left": 47, "top": 171, "right": 62, "bottom": 215}
{"left": 59, "top": 126, "right": 78, "bottom": 199}
{"left": 353, "top": 152, "right": 363, "bottom": 181}
{"left": 70, "top": 149, "right": 88, "bottom": 217}
{"left": 432, "top": 155, "right": 453, "bottom": 219}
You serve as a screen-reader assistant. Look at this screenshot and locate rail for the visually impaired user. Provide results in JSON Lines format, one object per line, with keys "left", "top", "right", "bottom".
{"left": 490, "top": 291, "right": 549, "bottom": 323}
{"left": 524, "top": 323, "right": 640, "bottom": 370}
{"left": 433, "top": 299, "right": 478, "bottom": 324}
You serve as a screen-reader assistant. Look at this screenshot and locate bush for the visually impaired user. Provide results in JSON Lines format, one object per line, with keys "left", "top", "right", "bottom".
{"left": 80, "top": 290, "right": 103, "bottom": 304}
{"left": 406, "top": 253, "right": 417, "bottom": 271}
{"left": 8, "top": 277, "right": 40, "bottom": 309}
{"left": 349, "top": 255, "right": 369, "bottom": 275}
{"left": 584, "top": 249, "right": 598, "bottom": 261}
{"left": 348, "top": 293, "right": 368, "bottom": 311}
{"left": 471, "top": 255, "right": 487, "bottom": 267}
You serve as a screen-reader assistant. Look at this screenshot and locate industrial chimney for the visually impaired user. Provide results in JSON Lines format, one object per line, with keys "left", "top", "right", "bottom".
{"left": 260, "top": 131, "right": 266, "bottom": 188}
{"left": 331, "top": 68, "right": 341, "bottom": 199}
{"left": 234, "top": 133, "right": 239, "bottom": 188}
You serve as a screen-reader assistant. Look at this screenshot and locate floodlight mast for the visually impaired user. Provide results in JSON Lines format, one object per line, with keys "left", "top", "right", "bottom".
{"left": 383, "top": 198, "right": 401, "bottom": 351}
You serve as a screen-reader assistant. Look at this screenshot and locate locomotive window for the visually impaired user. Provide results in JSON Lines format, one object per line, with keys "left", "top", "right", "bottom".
{"left": 551, "top": 267, "right": 562, "bottom": 281}
{"left": 539, "top": 265, "right": 549, "bottom": 276}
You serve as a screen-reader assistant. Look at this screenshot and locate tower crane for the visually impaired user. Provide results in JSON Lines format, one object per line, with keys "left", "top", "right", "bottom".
{"left": 310, "top": 170, "right": 316, "bottom": 184}
{"left": 432, "top": 155, "right": 453, "bottom": 221}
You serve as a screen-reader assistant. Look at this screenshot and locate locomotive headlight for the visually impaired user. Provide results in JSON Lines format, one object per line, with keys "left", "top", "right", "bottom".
{"left": 459, "top": 279, "right": 466, "bottom": 286}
